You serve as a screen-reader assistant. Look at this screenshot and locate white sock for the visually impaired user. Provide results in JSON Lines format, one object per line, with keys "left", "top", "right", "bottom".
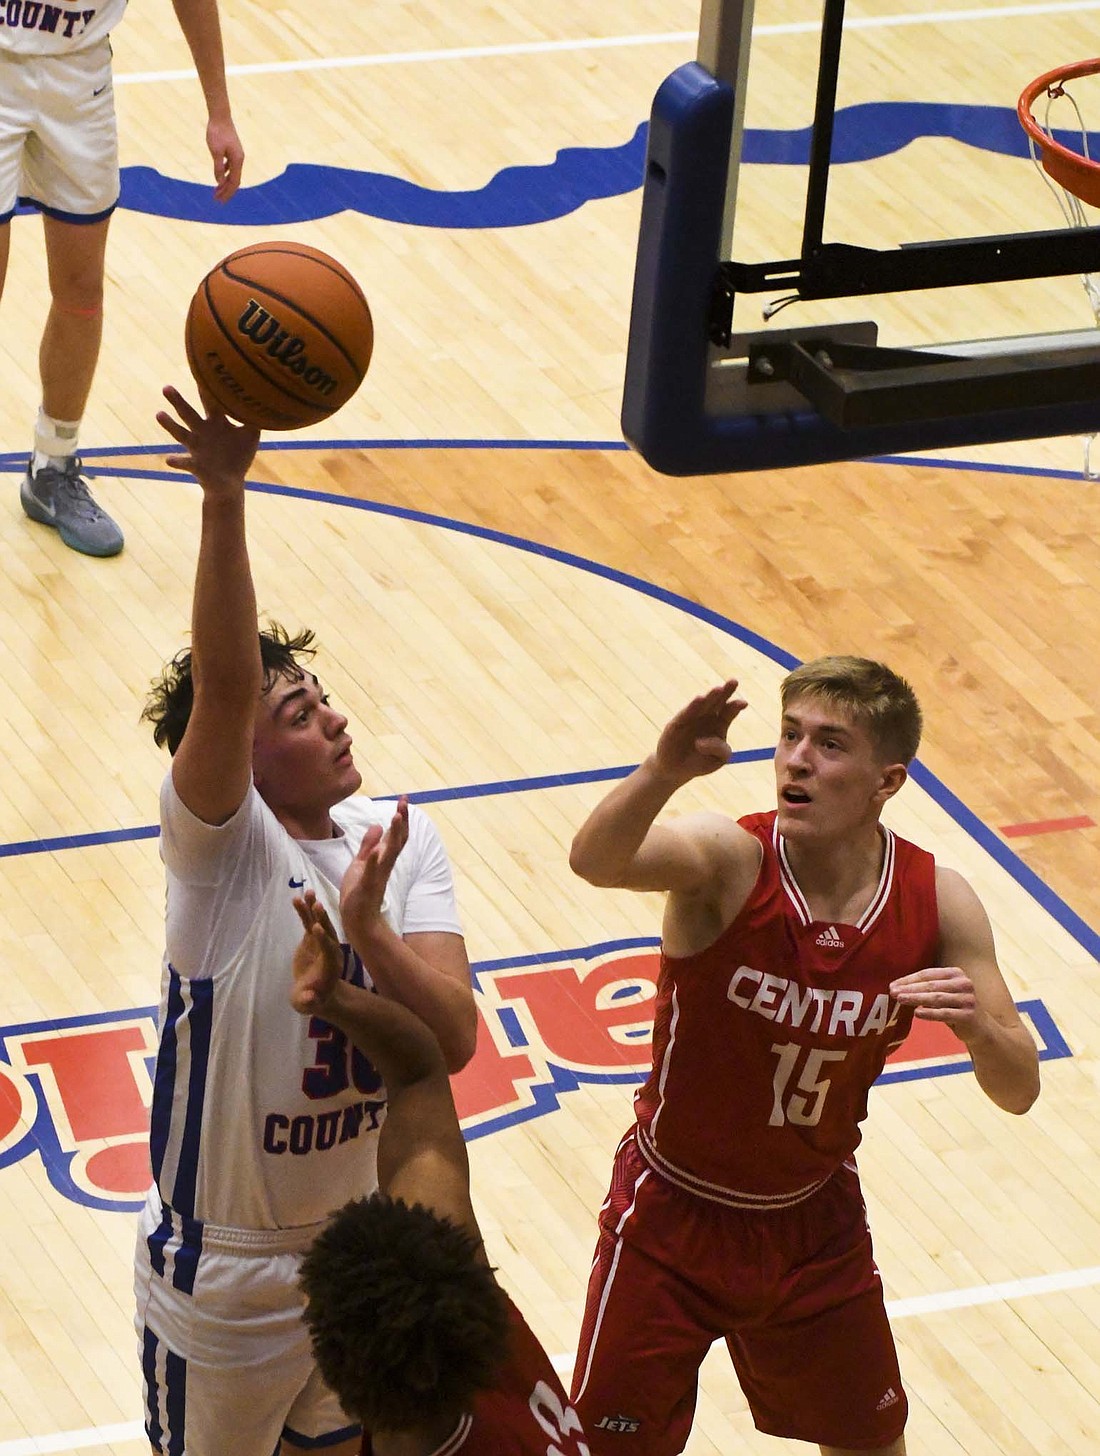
{"left": 32, "top": 409, "right": 80, "bottom": 474}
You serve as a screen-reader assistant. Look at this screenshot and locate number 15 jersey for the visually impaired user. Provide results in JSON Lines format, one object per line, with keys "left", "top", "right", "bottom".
{"left": 633, "top": 810, "right": 939, "bottom": 1209}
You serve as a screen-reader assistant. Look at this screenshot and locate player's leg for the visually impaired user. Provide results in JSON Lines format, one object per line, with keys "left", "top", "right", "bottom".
{"left": 724, "top": 1166, "right": 908, "bottom": 1452}
{"left": 19, "top": 41, "right": 123, "bottom": 555}
{"left": 39, "top": 212, "right": 108, "bottom": 424}
{"left": 22, "top": 209, "right": 124, "bottom": 555}
{"left": 135, "top": 1206, "right": 360, "bottom": 1456}
{"left": 278, "top": 1356, "right": 362, "bottom": 1456}
{"left": 571, "top": 1135, "right": 715, "bottom": 1455}
{"left": 0, "top": 45, "right": 26, "bottom": 304}
{"left": 819, "top": 1440, "right": 906, "bottom": 1456}
{"left": 282, "top": 1439, "right": 361, "bottom": 1456}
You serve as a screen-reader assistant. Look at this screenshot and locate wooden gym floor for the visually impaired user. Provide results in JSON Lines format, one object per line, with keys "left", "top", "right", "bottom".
{"left": 0, "top": 2, "right": 1096, "bottom": 1452}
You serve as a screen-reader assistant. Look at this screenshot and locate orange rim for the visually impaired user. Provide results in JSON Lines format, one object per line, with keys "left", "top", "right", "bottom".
{"left": 1018, "top": 59, "right": 1100, "bottom": 205}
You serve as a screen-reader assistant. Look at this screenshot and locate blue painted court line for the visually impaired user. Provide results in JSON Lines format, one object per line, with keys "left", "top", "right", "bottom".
{"left": 0, "top": 460, "right": 1090, "bottom": 968}
{"left": 0, "top": 753, "right": 776, "bottom": 861}
{"left": 0, "top": 447, "right": 1089, "bottom": 484}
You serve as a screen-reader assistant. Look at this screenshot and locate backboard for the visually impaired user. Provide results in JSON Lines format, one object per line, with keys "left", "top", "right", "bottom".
{"left": 622, "top": 0, "right": 1100, "bottom": 475}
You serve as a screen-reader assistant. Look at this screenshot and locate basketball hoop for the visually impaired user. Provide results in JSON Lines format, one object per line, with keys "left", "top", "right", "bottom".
{"left": 1018, "top": 59, "right": 1100, "bottom": 206}
{"left": 1018, "top": 59, "right": 1100, "bottom": 477}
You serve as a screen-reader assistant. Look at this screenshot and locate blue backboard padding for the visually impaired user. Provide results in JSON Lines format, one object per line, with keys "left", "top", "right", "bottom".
{"left": 622, "top": 63, "right": 1100, "bottom": 476}
{"left": 622, "top": 64, "right": 734, "bottom": 472}
{"left": 654, "top": 401, "right": 1100, "bottom": 476}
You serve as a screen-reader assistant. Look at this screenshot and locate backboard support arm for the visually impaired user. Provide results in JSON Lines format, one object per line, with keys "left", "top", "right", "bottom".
{"left": 697, "top": 0, "right": 757, "bottom": 258}
{"left": 801, "top": 0, "right": 847, "bottom": 260}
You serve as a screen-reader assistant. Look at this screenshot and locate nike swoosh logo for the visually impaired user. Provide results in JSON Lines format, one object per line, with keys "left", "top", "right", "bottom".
{"left": 288, "top": 876, "right": 305, "bottom": 889}
{"left": 30, "top": 490, "right": 57, "bottom": 519}
{"left": 93, "top": 85, "right": 108, "bottom": 97}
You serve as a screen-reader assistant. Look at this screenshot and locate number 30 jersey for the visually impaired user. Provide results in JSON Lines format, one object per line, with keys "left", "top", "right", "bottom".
{"left": 633, "top": 810, "right": 939, "bottom": 1208}
{"left": 150, "top": 777, "right": 463, "bottom": 1231}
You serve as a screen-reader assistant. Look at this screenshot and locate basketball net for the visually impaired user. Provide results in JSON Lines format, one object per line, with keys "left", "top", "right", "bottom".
{"left": 1025, "top": 77, "right": 1100, "bottom": 477}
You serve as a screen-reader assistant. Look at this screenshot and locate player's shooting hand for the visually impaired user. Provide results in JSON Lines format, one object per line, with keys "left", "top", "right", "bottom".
{"left": 207, "top": 117, "right": 245, "bottom": 203}
{"left": 290, "top": 891, "right": 344, "bottom": 1015}
{"left": 340, "top": 797, "right": 410, "bottom": 942}
{"left": 889, "top": 966, "right": 984, "bottom": 1042}
{"left": 157, "top": 385, "right": 260, "bottom": 491}
{"left": 651, "top": 680, "right": 749, "bottom": 783}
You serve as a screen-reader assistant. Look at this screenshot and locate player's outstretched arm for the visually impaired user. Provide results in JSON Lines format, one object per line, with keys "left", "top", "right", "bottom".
{"left": 291, "top": 893, "right": 476, "bottom": 1229}
{"left": 157, "top": 386, "right": 263, "bottom": 826}
{"left": 569, "top": 680, "right": 749, "bottom": 893}
{"left": 170, "top": 0, "right": 245, "bottom": 201}
{"left": 890, "top": 867, "right": 1040, "bottom": 1114}
{"left": 338, "top": 798, "right": 477, "bottom": 1073}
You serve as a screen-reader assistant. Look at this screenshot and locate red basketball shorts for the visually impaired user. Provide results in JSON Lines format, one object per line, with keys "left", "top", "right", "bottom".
{"left": 571, "top": 1132, "right": 907, "bottom": 1453}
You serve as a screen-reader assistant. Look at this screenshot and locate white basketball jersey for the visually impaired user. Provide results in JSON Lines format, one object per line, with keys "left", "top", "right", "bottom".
{"left": 0, "top": 0, "right": 126, "bottom": 54}
{"left": 149, "top": 778, "right": 463, "bottom": 1232}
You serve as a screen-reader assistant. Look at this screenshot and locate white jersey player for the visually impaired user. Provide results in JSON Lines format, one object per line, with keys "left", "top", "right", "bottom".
{"left": 135, "top": 388, "right": 477, "bottom": 1456}
{"left": 0, "top": 0, "right": 127, "bottom": 54}
{"left": 3, "top": 0, "right": 243, "bottom": 558}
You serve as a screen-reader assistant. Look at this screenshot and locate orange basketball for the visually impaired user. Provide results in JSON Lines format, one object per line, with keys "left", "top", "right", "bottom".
{"left": 185, "top": 242, "right": 374, "bottom": 431}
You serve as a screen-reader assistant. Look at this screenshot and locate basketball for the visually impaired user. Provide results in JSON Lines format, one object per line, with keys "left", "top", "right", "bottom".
{"left": 185, "top": 242, "right": 374, "bottom": 431}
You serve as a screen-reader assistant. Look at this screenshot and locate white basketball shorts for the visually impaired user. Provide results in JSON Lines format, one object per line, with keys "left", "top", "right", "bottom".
{"left": 0, "top": 40, "right": 119, "bottom": 221}
{"left": 134, "top": 1190, "right": 360, "bottom": 1456}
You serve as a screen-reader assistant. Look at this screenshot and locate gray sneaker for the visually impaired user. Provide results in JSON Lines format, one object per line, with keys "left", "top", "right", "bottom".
{"left": 21, "top": 455, "right": 124, "bottom": 557}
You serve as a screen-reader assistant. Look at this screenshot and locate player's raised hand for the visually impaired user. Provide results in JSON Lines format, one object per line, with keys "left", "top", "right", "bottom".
{"left": 157, "top": 385, "right": 260, "bottom": 491}
{"left": 290, "top": 891, "right": 344, "bottom": 1015}
{"left": 652, "top": 680, "right": 749, "bottom": 783}
{"left": 340, "top": 797, "right": 410, "bottom": 940}
{"left": 889, "top": 966, "right": 983, "bottom": 1041}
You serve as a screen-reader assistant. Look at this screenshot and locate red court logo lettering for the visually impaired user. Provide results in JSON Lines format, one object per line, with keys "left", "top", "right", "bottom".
{"left": 0, "top": 1011, "right": 158, "bottom": 1211}
{"left": 0, "top": 945, "right": 1069, "bottom": 1211}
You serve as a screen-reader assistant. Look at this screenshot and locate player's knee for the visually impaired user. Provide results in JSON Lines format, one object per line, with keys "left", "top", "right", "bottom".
{"left": 51, "top": 295, "right": 103, "bottom": 321}
{"left": 48, "top": 263, "right": 105, "bottom": 317}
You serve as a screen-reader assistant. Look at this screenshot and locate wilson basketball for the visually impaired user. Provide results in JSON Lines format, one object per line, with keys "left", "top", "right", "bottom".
{"left": 185, "top": 242, "right": 374, "bottom": 430}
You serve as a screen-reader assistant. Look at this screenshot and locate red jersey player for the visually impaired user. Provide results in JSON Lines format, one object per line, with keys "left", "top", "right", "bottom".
{"left": 568, "top": 657, "right": 1040, "bottom": 1456}
{"left": 292, "top": 891, "right": 591, "bottom": 1456}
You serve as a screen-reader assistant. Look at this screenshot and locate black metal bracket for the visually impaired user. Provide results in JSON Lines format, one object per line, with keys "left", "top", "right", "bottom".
{"left": 720, "top": 228, "right": 1100, "bottom": 303}
{"left": 743, "top": 332, "right": 1100, "bottom": 427}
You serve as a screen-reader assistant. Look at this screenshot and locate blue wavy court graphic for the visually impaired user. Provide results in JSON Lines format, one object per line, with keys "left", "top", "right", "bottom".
{"left": 17, "top": 103, "right": 1097, "bottom": 229}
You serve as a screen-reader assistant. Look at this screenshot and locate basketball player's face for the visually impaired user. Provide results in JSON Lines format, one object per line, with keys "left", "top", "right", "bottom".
{"left": 252, "top": 672, "right": 363, "bottom": 829}
{"left": 774, "top": 696, "right": 903, "bottom": 841}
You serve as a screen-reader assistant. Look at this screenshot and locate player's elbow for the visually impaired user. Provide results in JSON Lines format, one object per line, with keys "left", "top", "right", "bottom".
{"left": 442, "top": 999, "right": 479, "bottom": 1074}
{"left": 989, "top": 1061, "right": 1040, "bottom": 1115}
{"left": 569, "top": 838, "right": 621, "bottom": 887}
{"left": 1005, "top": 1070, "right": 1041, "bottom": 1115}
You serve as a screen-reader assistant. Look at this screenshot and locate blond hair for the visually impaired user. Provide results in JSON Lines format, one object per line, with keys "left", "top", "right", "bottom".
{"left": 780, "top": 656, "right": 922, "bottom": 764}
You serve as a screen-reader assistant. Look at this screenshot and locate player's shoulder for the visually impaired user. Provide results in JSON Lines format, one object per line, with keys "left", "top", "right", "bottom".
{"left": 333, "top": 796, "right": 445, "bottom": 867}
{"left": 160, "top": 769, "right": 273, "bottom": 843}
{"left": 934, "top": 862, "right": 986, "bottom": 915}
{"left": 331, "top": 792, "right": 388, "bottom": 830}
{"left": 668, "top": 809, "right": 761, "bottom": 870}
{"left": 934, "top": 861, "right": 975, "bottom": 895}
{"left": 932, "top": 863, "right": 997, "bottom": 960}
{"left": 334, "top": 794, "right": 435, "bottom": 834}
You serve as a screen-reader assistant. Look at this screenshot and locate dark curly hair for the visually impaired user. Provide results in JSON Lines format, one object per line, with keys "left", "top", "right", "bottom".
{"left": 299, "top": 1195, "right": 511, "bottom": 1432}
{"left": 141, "top": 623, "right": 317, "bottom": 755}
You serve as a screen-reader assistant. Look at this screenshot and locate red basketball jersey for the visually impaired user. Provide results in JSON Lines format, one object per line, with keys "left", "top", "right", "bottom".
{"left": 361, "top": 1294, "right": 590, "bottom": 1455}
{"left": 633, "top": 810, "right": 939, "bottom": 1207}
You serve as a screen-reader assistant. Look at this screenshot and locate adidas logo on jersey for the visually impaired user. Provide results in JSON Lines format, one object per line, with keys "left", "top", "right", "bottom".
{"left": 815, "top": 924, "right": 845, "bottom": 948}
{"left": 876, "top": 1387, "right": 900, "bottom": 1411}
